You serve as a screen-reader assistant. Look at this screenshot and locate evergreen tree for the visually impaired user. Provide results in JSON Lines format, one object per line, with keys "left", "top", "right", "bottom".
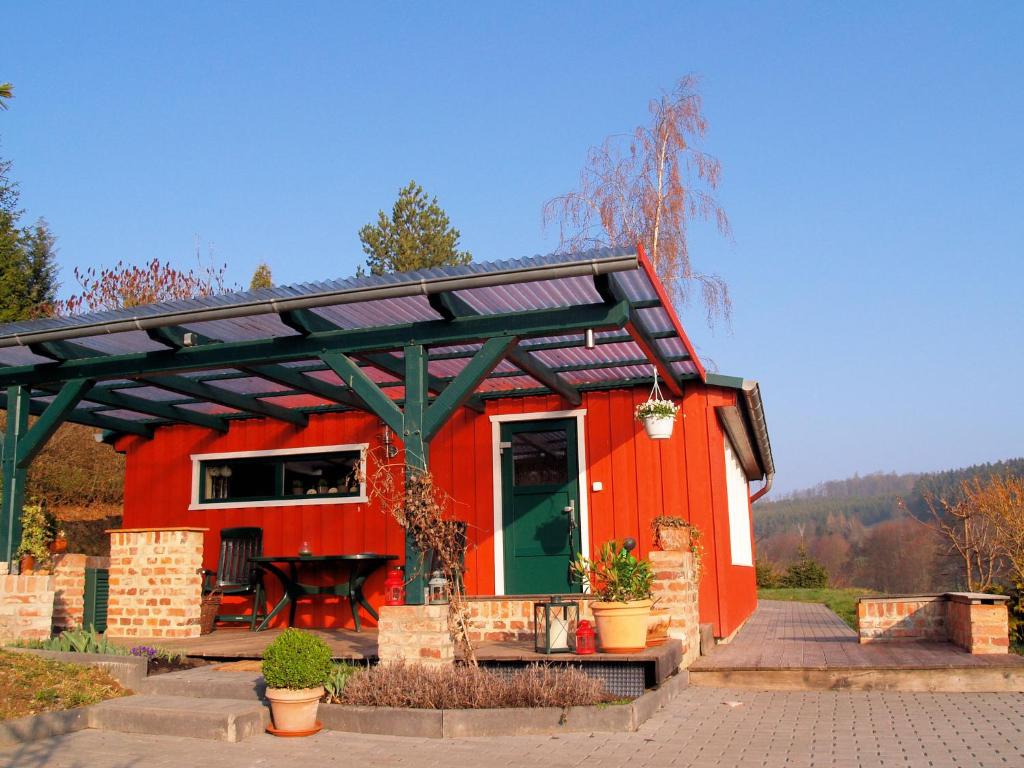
{"left": 249, "top": 262, "right": 273, "bottom": 290}
{"left": 358, "top": 181, "right": 471, "bottom": 276}
{"left": 0, "top": 158, "right": 59, "bottom": 320}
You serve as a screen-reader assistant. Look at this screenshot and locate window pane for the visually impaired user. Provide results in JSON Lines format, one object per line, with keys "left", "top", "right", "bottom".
{"left": 283, "top": 454, "right": 360, "bottom": 496}
{"left": 512, "top": 429, "right": 568, "bottom": 486}
{"left": 204, "top": 460, "right": 277, "bottom": 500}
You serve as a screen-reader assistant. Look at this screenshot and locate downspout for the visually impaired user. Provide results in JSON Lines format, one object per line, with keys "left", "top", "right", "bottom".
{"left": 740, "top": 380, "right": 775, "bottom": 503}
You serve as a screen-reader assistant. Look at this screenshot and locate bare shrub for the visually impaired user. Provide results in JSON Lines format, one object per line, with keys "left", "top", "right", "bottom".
{"left": 335, "top": 663, "right": 613, "bottom": 709}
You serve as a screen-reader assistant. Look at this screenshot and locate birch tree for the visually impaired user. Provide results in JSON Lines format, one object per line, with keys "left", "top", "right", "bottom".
{"left": 544, "top": 75, "right": 731, "bottom": 323}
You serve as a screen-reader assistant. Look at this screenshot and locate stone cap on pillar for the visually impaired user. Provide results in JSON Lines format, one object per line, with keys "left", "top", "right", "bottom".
{"left": 105, "top": 527, "right": 210, "bottom": 534}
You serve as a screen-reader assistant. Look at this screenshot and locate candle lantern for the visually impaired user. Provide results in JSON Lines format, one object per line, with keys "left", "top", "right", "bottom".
{"left": 574, "top": 619, "right": 597, "bottom": 655}
{"left": 428, "top": 571, "right": 449, "bottom": 605}
{"left": 533, "top": 598, "right": 579, "bottom": 654}
{"left": 384, "top": 567, "right": 406, "bottom": 606}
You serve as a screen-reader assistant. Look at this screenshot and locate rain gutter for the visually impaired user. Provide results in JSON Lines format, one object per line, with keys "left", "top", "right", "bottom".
{"left": 0, "top": 252, "right": 640, "bottom": 349}
{"left": 707, "top": 373, "right": 775, "bottom": 502}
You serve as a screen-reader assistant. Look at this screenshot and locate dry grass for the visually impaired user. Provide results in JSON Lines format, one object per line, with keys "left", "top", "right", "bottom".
{"left": 0, "top": 650, "right": 126, "bottom": 720}
{"left": 335, "top": 663, "right": 613, "bottom": 709}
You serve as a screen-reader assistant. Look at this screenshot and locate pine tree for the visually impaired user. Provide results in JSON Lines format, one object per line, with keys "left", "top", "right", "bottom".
{"left": 0, "top": 157, "right": 58, "bottom": 320}
{"left": 249, "top": 262, "right": 273, "bottom": 290}
{"left": 358, "top": 181, "right": 471, "bottom": 276}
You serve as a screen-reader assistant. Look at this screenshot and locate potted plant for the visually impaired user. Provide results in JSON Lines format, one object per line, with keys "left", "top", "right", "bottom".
{"left": 17, "top": 501, "right": 54, "bottom": 574}
{"left": 651, "top": 515, "right": 693, "bottom": 551}
{"left": 262, "top": 628, "right": 333, "bottom": 735}
{"left": 635, "top": 396, "right": 680, "bottom": 440}
{"left": 50, "top": 529, "right": 68, "bottom": 555}
{"left": 571, "top": 541, "right": 654, "bottom": 653}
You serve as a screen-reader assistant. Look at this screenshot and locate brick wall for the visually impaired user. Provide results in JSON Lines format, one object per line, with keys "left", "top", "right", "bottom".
{"left": 858, "top": 593, "right": 1010, "bottom": 654}
{"left": 857, "top": 595, "right": 947, "bottom": 643}
{"left": 464, "top": 598, "right": 596, "bottom": 645}
{"left": 106, "top": 527, "right": 206, "bottom": 639}
{"left": 377, "top": 604, "right": 455, "bottom": 666}
{"left": 51, "top": 554, "right": 111, "bottom": 632}
{"left": 650, "top": 550, "right": 701, "bottom": 667}
{"left": 0, "top": 574, "right": 56, "bottom": 641}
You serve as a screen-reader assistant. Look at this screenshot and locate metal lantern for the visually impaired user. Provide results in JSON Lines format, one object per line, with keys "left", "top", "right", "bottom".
{"left": 574, "top": 619, "right": 597, "bottom": 655}
{"left": 533, "top": 598, "right": 579, "bottom": 654}
{"left": 384, "top": 567, "right": 406, "bottom": 606}
{"left": 428, "top": 570, "right": 449, "bottom": 605}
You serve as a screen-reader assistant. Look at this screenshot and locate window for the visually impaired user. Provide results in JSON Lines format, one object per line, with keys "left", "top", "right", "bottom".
{"left": 191, "top": 445, "right": 366, "bottom": 509}
{"left": 724, "top": 437, "right": 753, "bottom": 566}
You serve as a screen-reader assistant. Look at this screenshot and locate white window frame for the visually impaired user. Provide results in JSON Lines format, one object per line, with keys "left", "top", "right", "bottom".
{"left": 490, "top": 409, "right": 590, "bottom": 596}
{"left": 723, "top": 435, "right": 754, "bottom": 566}
{"left": 189, "top": 443, "right": 369, "bottom": 510}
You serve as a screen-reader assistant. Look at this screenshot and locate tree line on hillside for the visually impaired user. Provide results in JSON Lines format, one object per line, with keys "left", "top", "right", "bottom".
{"left": 756, "top": 458, "right": 1024, "bottom": 595}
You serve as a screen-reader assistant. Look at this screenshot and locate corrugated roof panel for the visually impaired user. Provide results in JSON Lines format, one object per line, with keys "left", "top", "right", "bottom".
{"left": 104, "top": 385, "right": 186, "bottom": 402}
{"left": 207, "top": 377, "right": 290, "bottom": 396}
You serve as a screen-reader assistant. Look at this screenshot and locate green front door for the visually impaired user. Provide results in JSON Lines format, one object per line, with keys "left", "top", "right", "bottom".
{"left": 500, "top": 418, "right": 582, "bottom": 594}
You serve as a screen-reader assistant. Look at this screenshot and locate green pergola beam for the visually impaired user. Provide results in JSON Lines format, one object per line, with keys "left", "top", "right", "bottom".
{"left": 28, "top": 337, "right": 308, "bottom": 428}
{"left": 276, "top": 308, "right": 480, "bottom": 411}
{"left": 319, "top": 351, "right": 403, "bottom": 435}
{"left": 146, "top": 324, "right": 367, "bottom": 411}
{"left": 1, "top": 385, "right": 30, "bottom": 563}
{"left": 422, "top": 337, "right": 516, "bottom": 441}
{"left": 147, "top": 376, "right": 308, "bottom": 427}
{"left": 0, "top": 392, "right": 156, "bottom": 437}
{"left": 15, "top": 379, "right": 94, "bottom": 468}
{"left": 39, "top": 382, "right": 229, "bottom": 432}
{"left": 403, "top": 344, "right": 429, "bottom": 604}
{"left": 0, "top": 302, "right": 630, "bottom": 389}
{"left": 593, "top": 274, "right": 684, "bottom": 397}
{"left": 429, "top": 291, "right": 582, "bottom": 406}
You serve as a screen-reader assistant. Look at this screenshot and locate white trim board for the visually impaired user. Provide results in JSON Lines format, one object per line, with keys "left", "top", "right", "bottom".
{"left": 188, "top": 443, "right": 369, "bottom": 510}
{"left": 489, "top": 409, "right": 589, "bottom": 596}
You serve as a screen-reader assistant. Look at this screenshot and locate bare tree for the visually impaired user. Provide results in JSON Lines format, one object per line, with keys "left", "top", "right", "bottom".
{"left": 544, "top": 75, "right": 731, "bottom": 323}
{"left": 963, "top": 475, "right": 1024, "bottom": 587}
{"left": 903, "top": 490, "right": 1004, "bottom": 592}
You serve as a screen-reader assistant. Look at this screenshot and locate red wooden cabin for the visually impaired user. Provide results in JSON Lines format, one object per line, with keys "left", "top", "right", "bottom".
{"left": 0, "top": 247, "right": 773, "bottom": 640}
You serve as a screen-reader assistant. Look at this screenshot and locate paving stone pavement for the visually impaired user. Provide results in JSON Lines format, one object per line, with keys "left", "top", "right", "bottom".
{"left": 3, "top": 686, "right": 1023, "bottom": 768}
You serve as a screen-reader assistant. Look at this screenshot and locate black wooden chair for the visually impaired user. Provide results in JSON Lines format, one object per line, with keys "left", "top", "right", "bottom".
{"left": 201, "top": 527, "right": 266, "bottom": 631}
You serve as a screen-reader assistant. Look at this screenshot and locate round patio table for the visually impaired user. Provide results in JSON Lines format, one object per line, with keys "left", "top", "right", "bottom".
{"left": 250, "top": 553, "right": 397, "bottom": 632}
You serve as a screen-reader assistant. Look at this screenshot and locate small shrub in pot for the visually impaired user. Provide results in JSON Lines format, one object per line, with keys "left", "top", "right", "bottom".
{"left": 572, "top": 541, "right": 654, "bottom": 653}
{"left": 262, "top": 628, "right": 333, "bottom": 734}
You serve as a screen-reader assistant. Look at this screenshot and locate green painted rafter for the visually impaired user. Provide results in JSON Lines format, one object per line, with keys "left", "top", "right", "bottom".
{"left": 15, "top": 379, "right": 94, "bottom": 468}
{"left": 319, "top": 351, "right": 403, "bottom": 435}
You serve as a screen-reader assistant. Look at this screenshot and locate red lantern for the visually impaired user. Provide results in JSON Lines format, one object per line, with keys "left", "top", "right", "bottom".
{"left": 574, "top": 619, "right": 596, "bottom": 655}
{"left": 384, "top": 567, "right": 406, "bottom": 606}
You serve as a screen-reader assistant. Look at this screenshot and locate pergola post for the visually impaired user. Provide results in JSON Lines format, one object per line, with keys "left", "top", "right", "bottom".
{"left": 402, "top": 344, "right": 429, "bottom": 604}
{"left": 0, "top": 386, "right": 30, "bottom": 566}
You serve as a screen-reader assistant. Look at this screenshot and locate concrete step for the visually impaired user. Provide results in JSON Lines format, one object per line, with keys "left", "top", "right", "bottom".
{"left": 88, "top": 695, "right": 267, "bottom": 742}
{"left": 139, "top": 666, "right": 266, "bottom": 701}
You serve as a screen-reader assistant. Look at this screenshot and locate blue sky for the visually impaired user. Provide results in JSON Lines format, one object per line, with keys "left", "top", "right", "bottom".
{"left": 2, "top": 2, "right": 1022, "bottom": 494}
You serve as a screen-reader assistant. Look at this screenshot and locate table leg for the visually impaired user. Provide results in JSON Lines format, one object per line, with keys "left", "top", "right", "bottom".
{"left": 288, "top": 562, "right": 298, "bottom": 627}
{"left": 254, "top": 562, "right": 293, "bottom": 632}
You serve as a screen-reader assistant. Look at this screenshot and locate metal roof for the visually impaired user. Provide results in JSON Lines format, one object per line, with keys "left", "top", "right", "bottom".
{"left": 0, "top": 247, "right": 710, "bottom": 434}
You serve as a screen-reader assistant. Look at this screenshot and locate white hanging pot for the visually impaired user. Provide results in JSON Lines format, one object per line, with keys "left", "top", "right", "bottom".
{"left": 642, "top": 415, "right": 675, "bottom": 440}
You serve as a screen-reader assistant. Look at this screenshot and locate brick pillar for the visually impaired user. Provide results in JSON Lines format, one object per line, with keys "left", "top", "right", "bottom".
{"left": 106, "top": 527, "right": 206, "bottom": 640}
{"left": 0, "top": 574, "right": 56, "bottom": 641}
{"left": 947, "top": 593, "right": 1010, "bottom": 654}
{"left": 377, "top": 604, "right": 455, "bottom": 666}
{"left": 650, "top": 549, "right": 700, "bottom": 668}
{"left": 51, "top": 553, "right": 111, "bottom": 632}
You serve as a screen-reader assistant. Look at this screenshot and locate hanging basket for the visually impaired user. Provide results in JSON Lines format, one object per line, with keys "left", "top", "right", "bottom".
{"left": 635, "top": 370, "right": 679, "bottom": 440}
{"left": 199, "top": 591, "right": 222, "bottom": 635}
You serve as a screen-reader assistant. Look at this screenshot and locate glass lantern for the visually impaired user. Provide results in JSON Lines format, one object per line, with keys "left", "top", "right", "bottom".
{"left": 574, "top": 619, "right": 597, "bottom": 655}
{"left": 533, "top": 598, "right": 579, "bottom": 654}
{"left": 428, "top": 570, "right": 449, "bottom": 605}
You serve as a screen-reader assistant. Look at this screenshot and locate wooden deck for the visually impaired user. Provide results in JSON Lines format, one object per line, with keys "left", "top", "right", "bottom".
{"left": 689, "top": 600, "right": 1024, "bottom": 691}
{"left": 124, "top": 627, "right": 379, "bottom": 661}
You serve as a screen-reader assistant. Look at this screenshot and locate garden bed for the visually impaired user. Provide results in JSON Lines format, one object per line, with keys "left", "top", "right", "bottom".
{"left": 0, "top": 649, "right": 125, "bottom": 721}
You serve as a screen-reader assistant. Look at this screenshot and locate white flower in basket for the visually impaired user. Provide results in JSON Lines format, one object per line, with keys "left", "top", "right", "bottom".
{"left": 635, "top": 394, "right": 680, "bottom": 440}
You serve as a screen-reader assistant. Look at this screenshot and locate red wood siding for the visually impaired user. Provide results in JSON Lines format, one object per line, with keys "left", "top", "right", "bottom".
{"left": 119, "top": 384, "right": 757, "bottom": 637}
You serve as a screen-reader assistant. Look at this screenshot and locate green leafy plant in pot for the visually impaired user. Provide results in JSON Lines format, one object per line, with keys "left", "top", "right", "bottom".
{"left": 262, "top": 628, "right": 333, "bottom": 735}
{"left": 17, "top": 501, "right": 55, "bottom": 573}
{"left": 571, "top": 540, "right": 654, "bottom": 653}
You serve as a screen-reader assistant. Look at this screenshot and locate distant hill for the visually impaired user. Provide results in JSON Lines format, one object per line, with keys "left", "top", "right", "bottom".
{"left": 755, "top": 458, "right": 1024, "bottom": 541}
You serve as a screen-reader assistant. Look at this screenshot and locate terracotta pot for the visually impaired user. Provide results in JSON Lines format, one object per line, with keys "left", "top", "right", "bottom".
{"left": 49, "top": 538, "right": 68, "bottom": 555}
{"left": 656, "top": 526, "right": 691, "bottom": 552}
{"left": 591, "top": 599, "right": 653, "bottom": 653}
{"left": 19, "top": 554, "right": 35, "bottom": 574}
{"left": 647, "top": 607, "right": 671, "bottom": 647}
{"left": 265, "top": 686, "right": 324, "bottom": 733}
{"left": 642, "top": 415, "right": 674, "bottom": 440}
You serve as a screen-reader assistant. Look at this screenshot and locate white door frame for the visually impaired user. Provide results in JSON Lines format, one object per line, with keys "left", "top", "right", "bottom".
{"left": 490, "top": 409, "right": 589, "bottom": 596}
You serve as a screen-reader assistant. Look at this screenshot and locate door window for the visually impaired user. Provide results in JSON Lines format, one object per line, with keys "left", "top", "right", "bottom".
{"left": 512, "top": 429, "right": 569, "bottom": 486}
